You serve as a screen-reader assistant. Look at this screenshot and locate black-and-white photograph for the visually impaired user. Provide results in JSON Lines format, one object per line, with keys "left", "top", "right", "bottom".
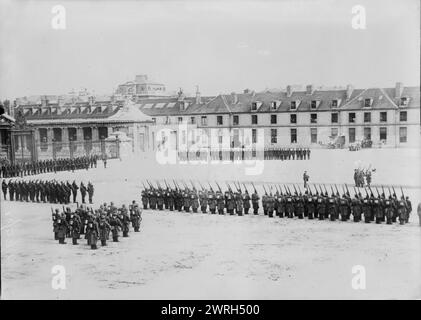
{"left": 0, "top": 0, "right": 420, "bottom": 302}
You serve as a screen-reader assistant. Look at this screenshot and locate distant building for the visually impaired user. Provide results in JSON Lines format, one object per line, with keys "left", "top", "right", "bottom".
{"left": 115, "top": 74, "right": 169, "bottom": 99}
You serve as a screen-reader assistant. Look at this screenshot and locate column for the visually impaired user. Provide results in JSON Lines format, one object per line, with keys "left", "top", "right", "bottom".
{"left": 61, "top": 126, "right": 70, "bottom": 154}
{"left": 92, "top": 126, "right": 99, "bottom": 141}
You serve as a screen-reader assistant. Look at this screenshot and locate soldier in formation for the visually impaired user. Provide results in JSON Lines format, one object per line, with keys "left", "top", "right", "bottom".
{"left": 140, "top": 180, "right": 412, "bottom": 226}
{"left": 51, "top": 201, "right": 142, "bottom": 249}
{"left": 1, "top": 179, "right": 94, "bottom": 204}
{"left": 0, "top": 155, "right": 100, "bottom": 178}
{"left": 354, "top": 167, "right": 376, "bottom": 187}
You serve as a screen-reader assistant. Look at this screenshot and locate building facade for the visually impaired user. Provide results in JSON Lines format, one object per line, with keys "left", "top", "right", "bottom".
{"left": 115, "top": 74, "right": 169, "bottom": 99}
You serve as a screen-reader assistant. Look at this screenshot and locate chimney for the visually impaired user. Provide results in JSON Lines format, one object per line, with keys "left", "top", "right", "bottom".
{"left": 346, "top": 84, "right": 354, "bottom": 101}
{"left": 286, "top": 85, "right": 293, "bottom": 97}
{"left": 195, "top": 86, "right": 201, "bottom": 104}
{"left": 41, "top": 95, "right": 48, "bottom": 107}
{"left": 177, "top": 88, "right": 185, "bottom": 101}
{"left": 231, "top": 92, "right": 238, "bottom": 104}
{"left": 306, "top": 84, "right": 314, "bottom": 95}
{"left": 395, "top": 82, "right": 403, "bottom": 98}
{"left": 88, "top": 95, "right": 96, "bottom": 106}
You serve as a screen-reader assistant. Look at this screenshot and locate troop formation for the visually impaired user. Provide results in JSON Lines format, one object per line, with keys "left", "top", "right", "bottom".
{"left": 141, "top": 180, "right": 412, "bottom": 225}
{"left": 176, "top": 147, "right": 311, "bottom": 162}
{"left": 2, "top": 179, "right": 94, "bottom": 204}
{"left": 0, "top": 155, "right": 100, "bottom": 178}
{"left": 52, "top": 201, "right": 142, "bottom": 249}
{"left": 354, "top": 167, "right": 376, "bottom": 187}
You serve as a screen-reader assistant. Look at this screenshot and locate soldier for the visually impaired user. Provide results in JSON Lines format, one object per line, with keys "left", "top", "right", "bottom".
{"left": 56, "top": 213, "right": 68, "bottom": 244}
{"left": 69, "top": 210, "right": 82, "bottom": 245}
{"left": 339, "top": 194, "right": 350, "bottom": 222}
{"left": 149, "top": 188, "right": 157, "bottom": 210}
{"left": 303, "top": 171, "right": 309, "bottom": 188}
{"left": 285, "top": 192, "right": 294, "bottom": 218}
{"left": 216, "top": 190, "right": 225, "bottom": 215}
{"left": 167, "top": 188, "right": 175, "bottom": 211}
{"left": 8, "top": 180, "right": 15, "bottom": 201}
{"left": 85, "top": 215, "right": 99, "bottom": 249}
{"left": 119, "top": 207, "right": 131, "bottom": 237}
{"left": 80, "top": 182, "right": 87, "bottom": 204}
{"left": 397, "top": 196, "right": 407, "bottom": 225}
{"left": 266, "top": 192, "right": 275, "bottom": 218}
{"left": 141, "top": 188, "right": 149, "bottom": 209}
{"left": 157, "top": 188, "right": 165, "bottom": 211}
{"left": 208, "top": 189, "right": 217, "bottom": 214}
{"left": 405, "top": 196, "right": 412, "bottom": 223}
{"left": 417, "top": 202, "right": 421, "bottom": 227}
{"left": 199, "top": 189, "right": 208, "bottom": 214}
{"left": 362, "top": 194, "right": 372, "bottom": 223}
{"left": 71, "top": 180, "right": 78, "bottom": 203}
{"left": 242, "top": 189, "right": 251, "bottom": 215}
{"left": 384, "top": 196, "right": 394, "bottom": 225}
{"left": 226, "top": 189, "right": 235, "bottom": 215}
{"left": 130, "top": 202, "right": 142, "bottom": 232}
{"left": 372, "top": 195, "right": 383, "bottom": 224}
{"left": 109, "top": 213, "right": 122, "bottom": 242}
{"left": 2, "top": 179, "right": 7, "bottom": 200}
{"left": 251, "top": 188, "right": 260, "bottom": 215}
{"left": 87, "top": 182, "right": 94, "bottom": 204}
{"left": 183, "top": 188, "right": 191, "bottom": 212}
{"left": 317, "top": 193, "right": 326, "bottom": 220}
{"left": 235, "top": 191, "right": 243, "bottom": 216}
{"left": 295, "top": 192, "right": 304, "bottom": 219}
{"left": 98, "top": 212, "right": 111, "bottom": 246}
{"left": 191, "top": 188, "right": 199, "bottom": 213}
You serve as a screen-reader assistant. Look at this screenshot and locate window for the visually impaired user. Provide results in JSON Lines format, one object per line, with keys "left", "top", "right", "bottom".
{"left": 310, "top": 113, "right": 317, "bottom": 124}
{"left": 252, "top": 129, "right": 257, "bottom": 143}
{"left": 290, "top": 128, "right": 297, "bottom": 143}
{"left": 363, "top": 99, "right": 370, "bottom": 108}
{"left": 271, "top": 129, "right": 277, "bottom": 144}
{"left": 331, "top": 100, "right": 338, "bottom": 108}
{"left": 251, "top": 114, "right": 258, "bottom": 125}
{"left": 290, "top": 114, "right": 297, "bottom": 124}
{"left": 151, "top": 118, "right": 156, "bottom": 124}
{"left": 178, "top": 117, "right": 183, "bottom": 124}
{"left": 400, "top": 97, "right": 408, "bottom": 106}
{"left": 380, "top": 112, "right": 387, "bottom": 122}
{"left": 290, "top": 101, "right": 297, "bottom": 110}
{"left": 165, "top": 116, "right": 171, "bottom": 125}
{"left": 39, "top": 129, "right": 48, "bottom": 149}
{"left": 400, "top": 111, "right": 407, "bottom": 122}
{"left": 310, "top": 128, "right": 317, "bottom": 143}
{"left": 348, "top": 112, "right": 356, "bottom": 123}
{"left": 179, "top": 102, "right": 185, "bottom": 111}
{"left": 68, "top": 128, "right": 77, "bottom": 141}
{"left": 218, "top": 135, "right": 223, "bottom": 144}
{"left": 233, "top": 115, "right": 239, "bottom": 126}
{"left": 331, "top": 128, "right": 338, "bottom": 138}
{"left": 331, "top": 113, "right": 338, "bottom": 123}
{"left": 364, "top": 127, "right": 371, "bottom": 140}
{"left": 270, "top": 114, "right": 277, "bottom": 124}
{"left": 311, "top": 100, "right": 317, "bottom": 110}
{"left": 217, "top": 115, "right": 223, "bottom": 125}
{"left": 251, "top": 102, "right": 258, "bottom": 111}
{"left": 201, "top": 116, "right": 207, "bottom": 126}
{"left": 349, "top": 128, "right": 356, "bottom": 143}
{"left": 364, "top": 112, "right": 371, "bottom": 123}
{"left": 271, "top": 101, "right": 278, "bottom": 110}
{"left": 190, "top": 117, "right": 196, "bottom": 124}
{"left": 379, "top": 127, "right": 387, "bottom": 141}
{"left": 399, "top": 127, "right": 407, "bottom": 143}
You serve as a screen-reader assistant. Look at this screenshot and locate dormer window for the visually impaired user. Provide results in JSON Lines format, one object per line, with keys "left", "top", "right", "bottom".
{"left": 400, "top": 97, "right": 409, "bottom": 106}
{"left": 364, "top": 98, "right": 373, "bottom": 108}
{"left": 331, "top": 100, "right": 339, "bottom": 108}
{"left": 251, "top": 101, "right": 261, "bottom": 111}
{"left": 271, "top": 101, "right": 280, "bottom": 110}
{"left": 179, "top": 101, "right": 187, "bottom": 111}
{"left": 290, "top": 101, "right": 297, "bottom": 110}
{"left": 310, "top": 100, "right": 318, "bottom": 110}
{"left": 178, "top": 117, "right": 183, "bottom": 124}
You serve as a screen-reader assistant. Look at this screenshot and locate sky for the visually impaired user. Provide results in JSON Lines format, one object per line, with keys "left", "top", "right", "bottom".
{"left": 0, "top": 0, "right": 419, "bottom": 99}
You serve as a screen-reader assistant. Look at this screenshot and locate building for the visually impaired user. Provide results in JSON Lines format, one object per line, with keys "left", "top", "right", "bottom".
{"left": 115, "top": 74, "right": 169, "bottom": 99}
{"left": 135, "top": 82, "right": 420, "bottom": 151}
{"left": 10, "top": 94, "right": 153, "bottom": 162}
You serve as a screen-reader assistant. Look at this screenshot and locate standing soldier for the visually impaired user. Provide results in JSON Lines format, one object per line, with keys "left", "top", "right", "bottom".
{"left": 191, "top": 188, "right": 199, "bottom": 213}
{"left": 235, "top": 190, "right": 243, "bottom": 216}
{"left": 87, "top": 182, "right": 94, "bottom": 204}
{"left": 109, "top": 213, "right": 122, "bottom": 242}
{"left": 130, "top": 202, "right": 142, "bottom": 232}
{"left": 102, "top": 153, "right": 108, "bottom": 168}
{"left": 417, "top": 202, "right": 421, "bottom": 227}
{"left": 216, "top": 190, "right": 225, "bottom": 215}
{"left": 317, "top": 193, "right": 326, "bottom": 220}
{"left": 2, "top": 179, "right": 7, "bottom": 200}
{"left": 384, "top": 196, "right": 394, "bottom": 225}
{"left": 80, "top": 182, "right": 87, "bottom": 204}
{"left": 397, "top": 196, "right": 407, "bottom": 225}
{"left": 351, "top": 194, "right": 362, "bottom": 222}
{"left": 251, "top": 188, "right": 260, "bottom": 215}
{"left": 405, "top": 196, "right": 412, "bottom": 223}
{"left": 119, "top": 208, "right": 131, "bottom": 237}
{"left": 266, "top": 192, "right": 275, "bottom": 218}
{"left": 339, "top": 194, "right": 350, "bottom": 222}
{"left": 303, "top": 171, "right": 309, "bottom": 188}
{"left": 242, "top": 189, "right": 251, "bottom": 215}
{"left": 71, "top": 180, "right": 78, "bottom": 203}
{"left": 98, "top": 212, "right": 111, "bottom": 246}
{"left": 208, "top": 189, "right": 217, "bottom": 214}
{"left": 56, "top": 213, "right": 68, "bottom": 244}
{"left": 141, "top": 188, "right": 149, "bottom": 209}
{"left": 69, "top": 210, "right": 82, "bottom": 245}
{"left": 199, "top": 189, "right": 208, "bottom": 214}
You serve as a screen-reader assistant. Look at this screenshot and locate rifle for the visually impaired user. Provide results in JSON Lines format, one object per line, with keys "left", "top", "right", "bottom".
{"left": 392, "top": 186, "right": 397, "bottom": 197}
{"left": 292, "top": 184, "right": 298, "bottom": 195}
{"left": 262, "top": 184, "right": 268, "bottom": 195}
{"left": 242, "top": 183, "right": 248, "bottom": 193}
{"left": 237, "top": 182, "right": 242, "bottom": 193}
{"left": 363, "top": 187, "right": 369, "bottom": 197}
{"left": 387, "top": 186, "right": 392, "bottom": 197}
{"left": 251, "top": 182, "right": 257, "bottom": 194}
{"left": 287, "top": 185, "right": 292, "bottom": 196}
{"left": 62, "top": 205, "right": 65, "bottom": 214}
{"left": 334, "top": 184, "right": 340, "bottom": 196}
{"left": 345, "top": 184, "right": 350, "bottom": 196}
{"left": 296, "top": 184, "right": 302, "bottom": 195}
{"left": 323, "top": 184, "right": 328, "bottom": 195}
{"left": 190, "top": 180, "right": 196, "bottom": 190}
{"left": 226, "top": 182, "right": 232, "bottom": 192}
{"left": 173, "top": 179, "right": 179, "bottom": 190}
{"left": 330, "top": 185, "right": 335, "bottom": 196}
{"left": 208, "top": 182, "right": 214, "bottom": 192}
{"left": 215, "top": 181, "right": 222, "bottom": 192}
{"left": 381, "top": 185, "right": 385, "bottom": 197}
{"left": 164, "top": 180, "right": 169, "bottom": 190}
{"left": 374, "top": 186, "right": 381, "bottom": 198}
{"left": 198, "top": 181, "right": 205, "bottom": 191}
{"left": 353, "top": 186, "right": 358, "bottom": 197}
{"left": 368, "top": 185, "right": 374, "bottom": 197}
{"left": 400, "top": 186, "right": 405, "bottom": 199}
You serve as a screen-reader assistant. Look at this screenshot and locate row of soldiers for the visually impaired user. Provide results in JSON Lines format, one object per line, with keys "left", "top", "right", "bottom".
{"left": 52, "top": 201, "right": 142, "bottom": 249}
{"left": 177, "top": 147, "right": 311, "bottom": 162}
{"left": 140, "top": 180, "right": 412, "bottom": 225}
{"left": 2, "top": 179, "right": 94, "bottom": 204}
{"left": 0, "top": 155, "right": 99, "bottom": 178}
{"left": 354, "top": 168, "right": 375, "bottom": 187}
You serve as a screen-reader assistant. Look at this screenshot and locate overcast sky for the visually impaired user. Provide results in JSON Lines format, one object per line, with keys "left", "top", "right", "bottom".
{"left": 0, "top": 0, "right": 419, "bottom": 99}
